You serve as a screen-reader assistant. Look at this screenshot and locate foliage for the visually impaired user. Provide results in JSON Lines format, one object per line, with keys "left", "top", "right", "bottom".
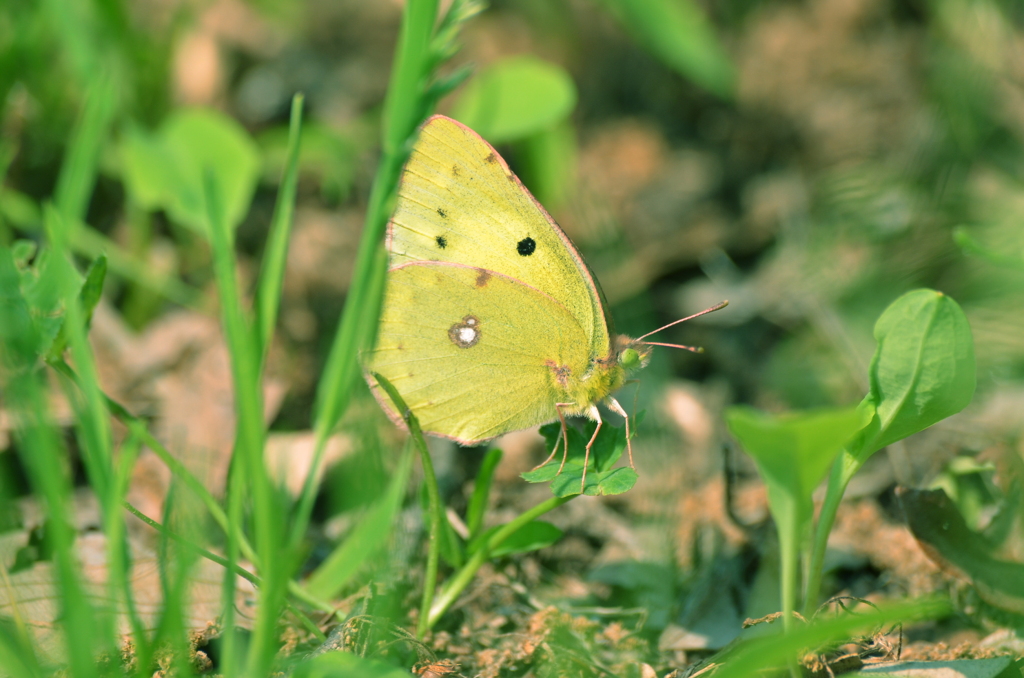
{"left": 1, "top": 0, "right": 1023, "bottom": 675}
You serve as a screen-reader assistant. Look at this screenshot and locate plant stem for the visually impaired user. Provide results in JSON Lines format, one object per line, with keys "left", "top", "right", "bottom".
{"left": 427, "top": 495, "right": 573, "bottom": 630}
{"left": 803, "top": 450, "right": 861, "bottom": 618}
{"left": 413, "top": 432, "right": 443, "bottom": 640}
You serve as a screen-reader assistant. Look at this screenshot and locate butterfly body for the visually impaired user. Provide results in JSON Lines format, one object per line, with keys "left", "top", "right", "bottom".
{"left": 365, "top": 115, "right": 651, "bottom": 450}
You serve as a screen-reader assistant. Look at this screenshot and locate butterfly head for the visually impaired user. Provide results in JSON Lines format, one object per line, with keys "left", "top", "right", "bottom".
{"left": 615, "top": 337, "right": 653, "bottom": 374}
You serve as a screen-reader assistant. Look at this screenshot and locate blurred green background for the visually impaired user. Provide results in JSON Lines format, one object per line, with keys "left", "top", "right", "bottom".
{"left": 2, "top": 0, "right": 1024, "bottom": 670}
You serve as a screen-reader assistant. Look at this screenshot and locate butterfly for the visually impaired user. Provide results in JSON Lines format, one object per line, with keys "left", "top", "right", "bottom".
{"left": 365, "top": 115, "right": 726, "bottom": 491}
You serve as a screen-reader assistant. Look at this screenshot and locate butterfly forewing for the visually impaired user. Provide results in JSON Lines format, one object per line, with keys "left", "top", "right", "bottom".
{"left": 368, "top": 262, "right": 590, "bottom": 443}
{"left": 387, "top": 116, "right": 612, "bottom": 363}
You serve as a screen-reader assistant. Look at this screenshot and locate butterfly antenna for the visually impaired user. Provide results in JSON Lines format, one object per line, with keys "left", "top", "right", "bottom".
{"left": 642, "top": 341, "right": 704, "bottom": 353}
{"left": 635, "top": 300, "right": 729, "bottom": 343}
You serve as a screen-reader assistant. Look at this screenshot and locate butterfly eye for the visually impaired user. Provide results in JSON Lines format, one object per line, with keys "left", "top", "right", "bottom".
{"left": 619, "top": 347, "right": 641, "bottom": 369}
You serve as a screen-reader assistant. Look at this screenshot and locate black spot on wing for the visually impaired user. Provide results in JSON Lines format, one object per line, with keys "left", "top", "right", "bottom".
{"left": 517, "top": 237, "right": 536, "bottom": 256}
{"left": 437, "top": 207, "right": 447, "bottom": 218}
{"left": 436, "top": 235, "right": 447, "bottom": 249}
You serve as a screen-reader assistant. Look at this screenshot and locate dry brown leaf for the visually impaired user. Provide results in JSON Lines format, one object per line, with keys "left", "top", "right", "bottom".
{"left": 0, "top": 526, "right": 255, "bottom": 666}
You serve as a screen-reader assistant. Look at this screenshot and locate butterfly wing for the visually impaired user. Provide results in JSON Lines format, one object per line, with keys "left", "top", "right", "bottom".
{"left": 387, "top": 115, "right": 612, "bottom": 363}
{"left": 367, "top": 261, "right": 590, "bottom": 443}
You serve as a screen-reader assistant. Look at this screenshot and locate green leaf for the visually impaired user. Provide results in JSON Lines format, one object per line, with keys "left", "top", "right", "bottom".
{"left": 707, "top": 599, "right": 950, "bottom": 678}
{"left": 0, "top": 246, "right": 39, "bottom": 367}
{"left": 120, "top": 124, "right": 184, "bottom": 211}
{"left": 46, "top": 254, "right": 107, "bottom": 361}
{"left": 597, "top": 0, "right": 735, "bottom": 98}
{"left": 303, "top": 444, "right": 414, "bottom": 600}
{"left": 953, "top": 226, "right": 1024, "bottom": 270}
{"left": 851, "top": 657, "right": 1014, "bottom": 678}
{"left": 436, "top": 497, "right": 465, "bottom": 569}
{"left": 10, "top": 240, "right": 37, "bottom": 268}
{"left": 517, "top": 119, "right": 577, "bottom": 209}
{"left": 18, "top": 247, "right": 80, "bottom": 359}
{"left": 78, "top": 255, "right": 107, "bottom": 326}
{"left": 292, "top": 651, "right": 413, "bottom": 678}
{"left": 120, "top": 108, "right": 261, "bottom": 235}
{"left": 900, "top": 488, "right": 1024, "bottom": 610}
{"left": 726, "top": 404, "right": 870, "bottom": 505}
{"left": 522, "top": 419, "right": 639, "bottom": 497}
{"left": 849, "top": 289, "right": 976, "bottom": 462}
{"left": 470, "top": 520, "right": 563, "bottom": 557}
{"left": 451, "top": 55, "right": 577, "bottom": 143}
{"left": 466, "top": 447, "right": 503, "bottom": 540}
{"left": 726, "top": 403, "right": 870, "bottom": 623}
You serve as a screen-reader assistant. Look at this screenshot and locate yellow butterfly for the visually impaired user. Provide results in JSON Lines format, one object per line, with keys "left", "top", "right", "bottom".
{"left": 365, "top": 115, "right": 726, "bottom": 491}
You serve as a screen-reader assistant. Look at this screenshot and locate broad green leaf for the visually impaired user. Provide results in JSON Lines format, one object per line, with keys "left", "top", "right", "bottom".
{"left": 517, "top": 119, "right": 577, "bottom": 209}
{"left": 849, "top": 290, "right": 975, "bottom": 461}
{"left": 597, "top": 0, "right": 735, "bottom": 98}
{"left": 120, "top": 108, "right": 261, "bottom": 235}
{"left": 292, "top": 651, "right": 413, "bottom": 678}
{"left": 726, "top": 404, "right": 870, "bottom": 504}
{"left": 727, "top": 403, "right": 869, "bottom": 615}
{"left": 707, "top": 599, "right": 950, "bottom": 678}
{"left": 852, "top": 657, "right": 1013, "bottom": 678}
{"left": 451, "top": 56, "right": 577, "bottom": 143}
{"left": 522, "top": 420, "right": 639, "bottom": 496}
{"left": 900, "top": 488, "right": 1024, "bottom": 607}
{"left": 120, "top": 124, "right": 183, "bottom": 212}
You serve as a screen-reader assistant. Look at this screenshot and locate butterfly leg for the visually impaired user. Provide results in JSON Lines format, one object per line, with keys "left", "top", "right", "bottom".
{"left": 554, "top": 403, "right": 573, "bottom": 475}
{"left": 581, "top": 405, "right": 603, "bottom": 493}
{"left": 605, "top": 396, "right": 634, "bottom": 470}
{"left": 531, "top": 403, "right": 573, "bottom": 474}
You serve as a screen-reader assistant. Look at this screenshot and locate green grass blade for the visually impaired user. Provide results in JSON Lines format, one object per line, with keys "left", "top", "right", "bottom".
{"left": 203, "top": 170, "right": 287, "bottom": 675}
{"left": 10, "top": 376, "right": 98, "bottom": 677}
{"left": 54, "top": 75, "right": 117, "bottom": 223}
{"left": 47, "top": 210, "right": 125, "bottom": 656}
{"left": 256, "top": 94, "right": 305, "bottom": 365}
{"left": 597, "top": 0, "right": 735, "bottom": 98}
{"left": 707, "top": 598, "right": 949, "bottom": 678}
{"left": 311, "top": 0, "right": 438, "bottom": 449}
{"left": 466, "top": 448, "right": 502, "bottom": 540}
{"left": 302, "top": 442, "right": 414, "bottom": 600}
{"left": 0, "top": 631, "right": 40, "bottom": 678}
{"left": 372, "top": 372, "right": 443, "bottom": 639}
{"left": 383, "top": 0, "right": 440, "bottom": 155}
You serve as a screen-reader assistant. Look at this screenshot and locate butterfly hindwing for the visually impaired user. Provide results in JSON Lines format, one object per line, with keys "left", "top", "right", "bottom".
{"left": 368, "top": 262, "right": 590, "bottom": 443}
